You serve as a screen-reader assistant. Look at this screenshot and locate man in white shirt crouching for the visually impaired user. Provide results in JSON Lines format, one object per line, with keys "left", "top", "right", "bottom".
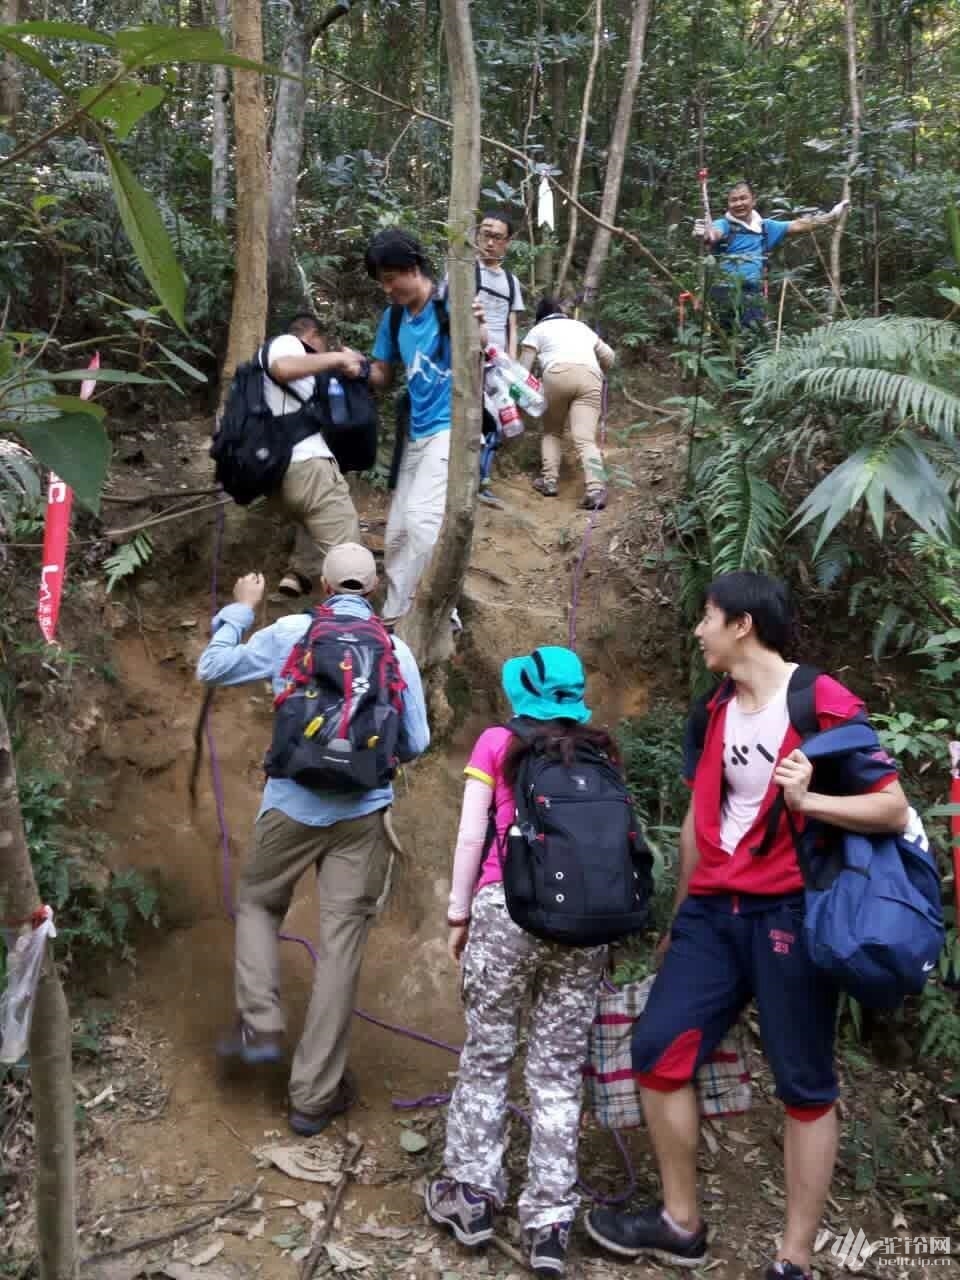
{"left": 265, "top": 313, "right": 365, "bottom": 598}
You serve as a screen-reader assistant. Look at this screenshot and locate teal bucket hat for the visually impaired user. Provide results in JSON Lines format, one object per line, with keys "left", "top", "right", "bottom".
{"left": 501, "top": 646, "right": 591, "bottom": 724}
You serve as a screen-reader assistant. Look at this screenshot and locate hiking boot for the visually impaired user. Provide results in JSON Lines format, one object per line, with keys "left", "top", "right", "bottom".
{"left": 216, "top": 1019, "right": 284, "bottom": 1066}
{"left": 528, "top": 1221, "right": 571, "bottom": 1276}
{"left": 288, "top": 1075, "right": 356, "bottom": 1136}
{"left": 580, "top": 489, "right": 607, "bottom": 511}
{"left": 585, "top": 1205, "right": 708, "bottom": 1267}
{"left": 277, "top": 571, "right": 312, "bottom": 598}
{"left": 424, "top": 1178, "right": 495, "bottom": 1247}
{"left": 532, "top": 476, "right": 558, "bottom": 497}
{"left": 765, "top": 1261, "right": 812, "bottom": 1280}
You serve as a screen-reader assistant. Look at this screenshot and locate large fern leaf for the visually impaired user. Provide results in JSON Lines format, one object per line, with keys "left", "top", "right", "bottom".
{"left": 785, "top": 366, "right": 960, "bottom": 437}
{"left": 699, "top": 444, "right": 787, "bottom": 574}
{"left": 793, "top": 433, "right": 954, "bottom": 552}
{"left": 750, "top": 317, "right": 960, "bottom": 394}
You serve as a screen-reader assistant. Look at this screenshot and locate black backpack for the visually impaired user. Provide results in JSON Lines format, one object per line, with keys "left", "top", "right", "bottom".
{"left": 211, "top": 344, "right": 317, "bottom": 505}
{"left": 499, "top": 720, "right": 653, "bottom": 946}
{"left": 267, "top": 366, "right": 380, "bottom": 475}
{"left": 264, "top": 606, "right": 407, "bottom": 793}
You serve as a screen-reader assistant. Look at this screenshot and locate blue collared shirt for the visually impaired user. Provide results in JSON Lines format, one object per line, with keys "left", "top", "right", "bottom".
{"left": 196, "top": 595, "right": 430, "bottom": 827}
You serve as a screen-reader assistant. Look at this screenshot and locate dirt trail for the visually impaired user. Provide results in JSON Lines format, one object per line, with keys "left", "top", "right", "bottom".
{"left": 61, "top": 407, "right": 681, "bottom": 1277}
{"left": 40, "top": 398, "right": 904, "bottom": 1279}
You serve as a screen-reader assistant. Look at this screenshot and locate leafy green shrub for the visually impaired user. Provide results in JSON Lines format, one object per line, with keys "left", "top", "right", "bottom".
{"left": 617, "top": 704, "right": 688, "bottom": 829}
{"left": 13, "top": 764, "right": 159, "bottom": 974}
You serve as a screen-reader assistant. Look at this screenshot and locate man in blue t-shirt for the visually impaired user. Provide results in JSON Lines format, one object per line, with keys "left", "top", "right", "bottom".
{"left": 366, "top": 228, "right": 485, "bottom": 625}
{"left": 694, "top": 180, "right": 848, "bottom": 330}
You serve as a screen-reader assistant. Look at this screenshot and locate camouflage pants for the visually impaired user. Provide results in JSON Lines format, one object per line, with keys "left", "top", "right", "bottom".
{"left": 444, "top": 883, "right": 606, "bottom": 1230}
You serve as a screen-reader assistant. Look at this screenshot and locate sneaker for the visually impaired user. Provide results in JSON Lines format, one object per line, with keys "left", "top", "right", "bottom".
{"left": 424, "top": 1178, "right": 494, "bottom": 1248}
{"left": 532, "top": 476, "right": 559, "bottom": 497}
{"left": 529, "top": 1221, "right": 571, "bottom": 1276}
{"left": 580, "top": 489, "right": 607, "bottom": 511}
{"left": 277, "top": 572, "right": 312, "bottom": 598}
{"left": 216, "top": 1019, "right": 284, "bottom": 1066}
{"left": 288, "top": 1075, "right": 356, "bottom": 1137}
{"left": 765, "top": 1262, "right": 812, "bottom": 1280}
{"left": 585, "top": 1204, "right": 707, "bottom": 1267}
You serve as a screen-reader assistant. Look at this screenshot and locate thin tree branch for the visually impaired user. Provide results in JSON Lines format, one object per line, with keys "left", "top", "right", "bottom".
{"left": 84, "top": 1182, "right": 262, "bottom": 1262}
{"left": 299, "top": 1142, "right": 363, "bottom": 1280}
{"left": 0, "top": 73, "right": 124, "bottom": 169}
{"left": 557, "top": 0, "right": 603, "bottom": 294}
{"left": 311, "top": 60, "right": 682, "bottom": 292}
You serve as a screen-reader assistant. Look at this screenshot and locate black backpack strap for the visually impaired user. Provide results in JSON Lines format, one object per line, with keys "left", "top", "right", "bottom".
{"left": 786, "top": 664, "right": 821, "bottom": 738}
{"left": 260, "top": 339, "right": 310, "bottom": 407}
{"left": 474, "top": 260, "right": 481, "bottom": 298}
{"left": 507, "top": 270, "right": 517, "bottom": 312}
{"left": 751, "top": 665, "right": 821, "bottom": 859}
{"left": 388, "top": 304, "right": 404, "bottom": 362}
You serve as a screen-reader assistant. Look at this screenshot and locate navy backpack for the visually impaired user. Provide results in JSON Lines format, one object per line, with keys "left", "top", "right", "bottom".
{"left": 782, "top": 723, "right": 944, "bottom": 1009}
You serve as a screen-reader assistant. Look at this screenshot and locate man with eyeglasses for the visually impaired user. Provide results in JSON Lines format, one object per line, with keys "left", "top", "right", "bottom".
{"left": 473, "top": 211, "right": 525, "bottom": 357}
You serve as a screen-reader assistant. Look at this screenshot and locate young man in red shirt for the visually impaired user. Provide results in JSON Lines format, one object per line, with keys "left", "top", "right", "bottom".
{"left": 587, "top": 572, "right": 908, "bottom": 1279}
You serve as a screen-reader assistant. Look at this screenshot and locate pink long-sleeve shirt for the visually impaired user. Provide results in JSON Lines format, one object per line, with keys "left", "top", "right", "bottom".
{"left": 449, "top": 726, "right": 516, "bottom": 919}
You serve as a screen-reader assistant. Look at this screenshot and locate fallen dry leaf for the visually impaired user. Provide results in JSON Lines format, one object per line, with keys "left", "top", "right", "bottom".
{"left": 324, "top": 1241, "right": 374, "bottom": 1272}
{"left": 253, "top": 1140, "right": 342, "bottom": 1184}
{"left": 188, "top": 1239, "right": 224, "bottom": 1267}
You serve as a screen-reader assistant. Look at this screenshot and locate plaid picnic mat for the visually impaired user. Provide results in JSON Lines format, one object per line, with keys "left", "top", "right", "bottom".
{"left": 583, "top": 975, "right": 752, "bottom": 1129}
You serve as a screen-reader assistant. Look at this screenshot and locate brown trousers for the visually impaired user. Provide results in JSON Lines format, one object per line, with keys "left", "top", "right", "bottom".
{"left": 539, "top": 364, "right": 606, "bottom": 494}
{"left": 273, "top": 456, "right": 360, "bottom": 585}
{"left": 235, "top": 807, "right": 389, "bottom": 1114}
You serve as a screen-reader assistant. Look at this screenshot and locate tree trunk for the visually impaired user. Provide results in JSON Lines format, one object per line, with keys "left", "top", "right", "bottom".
{"left": 582, "top": 0, "right": 651, "bottom": 305}
{"left": 398, "top": 0, "right": 481, "bottom": 667}
{"left": 0, "top": 0, "right": 21, "bottom": 128}
{"left": 0, "top": 706, "right": 76, "bottom": 1280}
{"left": 211, "top": 0, "right": 231, "bottom": 224}
{"left": 828, "top": 0, "right": 861, "bottom": 318}
{"left": 557, "top": 0, "right": 603, "bottom": 295}
{"left": 267, "top": 0, "right": 311, "bottom": 310}
{"left": 220, "top": 0, "right": 268, "bottom": 399}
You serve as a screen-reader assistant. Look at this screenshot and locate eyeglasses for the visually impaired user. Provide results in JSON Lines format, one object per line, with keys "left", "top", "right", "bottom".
{"left": 479, "top": 230, "right": 508, "bottom": 242}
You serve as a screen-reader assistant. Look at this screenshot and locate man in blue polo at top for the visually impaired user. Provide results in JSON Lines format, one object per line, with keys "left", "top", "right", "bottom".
{"left": 586, "top": 571, "right": 908, "bottom": 1280}
{"left": 694, "top": 180, "right": 849, "bottom": 330}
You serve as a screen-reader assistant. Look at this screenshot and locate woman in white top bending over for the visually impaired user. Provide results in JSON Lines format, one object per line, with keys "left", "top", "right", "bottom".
{"left": 519, "top": 298, "right": 615, "bottom": 511}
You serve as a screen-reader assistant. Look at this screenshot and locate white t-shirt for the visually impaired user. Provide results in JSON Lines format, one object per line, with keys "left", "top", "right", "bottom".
{"left": 520, "top": 316, "right": 606, "bottom": 375}
{"left": 719, "top": 666, "right": 797, "bottom": 854}
{"left": 439, "top": 263, "right": 525, "bottom": 351}
{"left": 264, "top": 334, "right": 331, "bottom": 463}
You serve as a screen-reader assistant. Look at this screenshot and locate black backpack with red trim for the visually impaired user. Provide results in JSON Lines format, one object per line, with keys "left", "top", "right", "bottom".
{"left": 500, "top": 719, "right": 653, "bottom": 946}
{"left": 264, "top": 607, "right": 406, "bottom": 792}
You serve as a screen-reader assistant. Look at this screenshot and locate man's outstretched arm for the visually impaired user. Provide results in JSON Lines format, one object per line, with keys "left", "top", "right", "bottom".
{"left": 196, "top": 573, "right": 279, "bottom": 686}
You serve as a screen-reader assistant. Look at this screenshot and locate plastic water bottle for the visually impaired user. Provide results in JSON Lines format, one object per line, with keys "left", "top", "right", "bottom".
{"left": 328, "top": 376, "right": 348, "bottom": 426}
{"left": 483, "top": 347, "right": 547, "bottom": 418}
{"left": 486, "top": 367, "right": 524, "bottom": 438}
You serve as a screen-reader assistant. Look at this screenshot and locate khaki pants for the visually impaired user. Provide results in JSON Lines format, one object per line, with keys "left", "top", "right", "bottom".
{"left": 274, "top": 457, "right": 360, "bottom": 586}
{"left": 235, "top": 807, "right": 389, "bottom": 1114}
{"left": 383, "top": 432, "right": 449, "bottom": 622}
{"left": 540, "top": 364, "right": 606, "bottom": 495}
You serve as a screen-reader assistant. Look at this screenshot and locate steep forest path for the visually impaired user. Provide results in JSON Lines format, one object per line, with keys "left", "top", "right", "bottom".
{"left": 68, "top": 381, "right": 683, "bottom": 1279}
{"left": 28, "top": 373, "right": 916, "bottom": 1278}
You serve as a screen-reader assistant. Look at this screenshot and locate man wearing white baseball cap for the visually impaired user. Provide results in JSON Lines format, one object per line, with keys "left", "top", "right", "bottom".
{"left": 197, "top": 543, "right": 429, "bottom": 1134}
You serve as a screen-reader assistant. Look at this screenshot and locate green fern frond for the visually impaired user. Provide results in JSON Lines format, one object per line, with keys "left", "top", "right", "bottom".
{"left": 699, "top": 444, "right": 787, "bottom": 574}
{"left": 751, "top": 317, "right": 960, "bottom": 392}
{"left": 103, "top": 532, "right": 154, "bottom": 592}
{"left": 810, "top": 537, "right": 852, "bottom": 589}
{"left": 786, "top": 366, "right": 960, "bottom": 437}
